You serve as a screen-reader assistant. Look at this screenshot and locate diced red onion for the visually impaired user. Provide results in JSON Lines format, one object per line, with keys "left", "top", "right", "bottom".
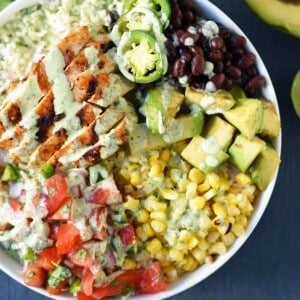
{"left": 9, "top": 182, "right": 23, "bottom": 198}
{"left": 107, "top": 251, "right": 117, "bottom": 267}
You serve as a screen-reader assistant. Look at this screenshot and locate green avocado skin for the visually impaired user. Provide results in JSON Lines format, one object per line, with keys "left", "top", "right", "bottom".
{"left": 245, "top": 0, "right": 300, "bottom": 38}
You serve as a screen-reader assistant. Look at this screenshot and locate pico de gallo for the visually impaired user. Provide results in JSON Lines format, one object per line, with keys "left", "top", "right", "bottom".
{"left": 0, "top": 163, "right": 167, "bottom": 298}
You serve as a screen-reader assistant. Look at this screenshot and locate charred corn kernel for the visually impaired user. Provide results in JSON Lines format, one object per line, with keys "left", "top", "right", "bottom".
{"left": 207, "top": 173, "right": 221, "bottom": 189}
{"left": 203, "top": 188, "right": 217, "bottom": 200}
{"left": 221, "top": 232, "right": 236, "bottom": 246}
{"left": 164, "top": 266, "right": 178, "bottom": 282}
{"left": 227, "top": 205, "right": 241, "bottom": 217}
{"left": 188, "top": 168, "right": 205, "bottom": 184}
{"left": 231, "top": 223, "right": 245, "bottom": 237}
{"left": 150, "top": 211, "right": 167, "bottom": 221}
{"left": 149, "top": 163, "right": 162, "bottom": 177}
{"left": 235, "top": 215, "right": 248, "bottom": 227}
{"left": 119, "top": 169, "right": 130, "bottom": 181}
{"left": 182, "top": 255, "right": 198, "bottom": 272}
{"left": 186, "top": 182, "right": 198, "bottom": 198}
{"left": 191, "top": 247, "right": 206, "bottom": 263}
{"left": 136, "top": 209, "right": 149, "bottom": 223}
{"left": 123, "top": 258, "right": 137, "bottom": 269}
{"left": 169, "top": 248, "right": 184, "bottom": 262}
{"left": 206, "top": 231, "right": 220, "bottom": 243}
{"left": 142, "top": 223, "right": 155, "bottom": 238}
{"left": 136, "top": 226, "right": 147, "bottom": 241}
{"left": 160, "top": 149, "right": 171, "bottom": 161}
{"left": 212, "top": 218, "right": 231, "bottom": 235}
{"left": 146, "top": 238, "right": 162, "bottom": 254}
{"left": 151, "top": 220, "right": 167, "bottom": 233}
{"left": 187, "top": 236, "right": 199, "bottom": 250}
{"left": 130, "top": 172, "right": 141, "bottom": 186}
{"left": 161, "top": 189, "right": 179, "bottom": 200}
{"left": 212, "top": 202, "right": 227, "bottom": 218}
{"left": 209, "top": 241, "right": 227, "bottom": 255}
{"left": 124, "top": 196, "right": 140, "bottom": 212}
{"left": 205, "top": 255, "right": 215, "bottom": 264}
{"left": 236, "top": 173, "right": 251, "bottom": 185}
{"left": 189, "top": 196, "right": 206, "bottom": 210}
{"left": 197, "top": 180, "right": 211, "bottom": 194}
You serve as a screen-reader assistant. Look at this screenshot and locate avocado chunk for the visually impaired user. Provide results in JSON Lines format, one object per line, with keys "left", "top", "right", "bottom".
{"left": 249, "top": 144, "right": 281, "bottom": 190}
{"left": 1, "top": 163, "right": 20, "bottom": 181}
{"left": 185, "top": 87, "right": 235, "bottom": 114}
{"left": 181, "top": 136, "right": 229, "bottom": 174}
{"left": 144, "top": 86, "right": 184, "bottom": 134}
{"left": 246, "top": 0, "right": 300, "bottom": 38}
{"left": 229, "top": 134, "right": 265, "bottom": 172}
{"left": 258, "top": 100, "right": 281, "bottom": 138}
{"left": 229, "top": 84, "right": 246, "bottom": 100}
{"left": 223, "top": 99, "right": 263, "bottom": 139}
{"left": 129, "top": 111, "right": 204, "bottom": 153}
{"left": 203, "top": 116, "right": 236, "bottom": 151}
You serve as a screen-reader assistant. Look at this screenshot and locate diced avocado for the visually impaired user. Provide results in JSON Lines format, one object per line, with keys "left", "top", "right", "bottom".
{"left": 48, "top": 265, "right": 72, "bottom": 288}
{"left": 249, "top": 144, "right": 281, "bottom": 190}
{"left": 69, "top": 278, "right": 81, "bottom": 294}
{"left": 229, "top": 84, "right": 246, "bottom": 100}
{"left": 181, "top": 136, "right": 229, "bottom": 174}
{"left": 258, "top": 100, "right": 281, "bottom": 138}
{"left": 229, "top": 134, "right": 265, "bottom": 172}
{"left": 144, "top": 86, "right": 184, "bottom": 134}
{"left": 129, "top": 111, "right": 204, "bottom": 153}
{"left": 223, "top": 99, "right": 263, "bottom": 139}
{"left": 246, "top": 0, "right": 300, "bottom": 38}
{"left": 185, "top": 87, "right": 235, "bottom": 114}
{"left": 203, "top": 116, "right": 235, "bottom": 151}
{"left": 1, "top": 163, "right": 20, "bottom": 181}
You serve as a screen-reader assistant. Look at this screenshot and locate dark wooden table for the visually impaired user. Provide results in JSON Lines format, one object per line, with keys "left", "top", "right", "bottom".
{"left": 1, "top": 0, "right": 300, "bottom": 299}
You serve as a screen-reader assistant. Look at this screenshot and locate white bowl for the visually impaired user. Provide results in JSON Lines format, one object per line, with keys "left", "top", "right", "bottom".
{"left": 0, "top": 0, "right": 281, "bottom": 299}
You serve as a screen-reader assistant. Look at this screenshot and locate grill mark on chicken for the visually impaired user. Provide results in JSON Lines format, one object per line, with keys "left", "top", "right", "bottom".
{"left": 6, "top": 103, "right": 21, "bottom": 125}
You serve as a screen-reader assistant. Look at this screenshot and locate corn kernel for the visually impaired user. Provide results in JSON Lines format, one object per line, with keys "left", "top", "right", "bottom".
{"left": 197, "top": 238, "right": 210, "bottom": 251}
{"left": 186, "top": 182, "right": 198, "bottom": 198}
{"left": 221, "top": 232, "right": 236, "bottom": 246}
{"left": 160, "top": 149, "right": 171, "bottom": 161}
{"left": 150, "top": 211, "right": 167, "bottom": 221}
{"left": 124, "top": 196, "right": 140, "bottom": 212}
{"left": 203, "top": 188, "right": 217, "bottom": 200}
{"left": 197, "top": 180, "right": 211, "bottom": 194}
{"left": 128, "top": 163, "right": 140, "bottom": 172}
{"left": 212, "top": 202, "right": 227, "bottom": 218}
{"left": 136, "top": 209, "right": 149, "bottom": 223}
{"left": 235, "top": 173, "right": 251, "bottom": 185}
{"left": 164, "top": 266, "right": 178, "bottom": 282}
{"left": 148, "top": 150, "right": 160, "bottom": 162}
{"left": 209, "top": 241, "right": 227, "bottom": 255}
{"left": 130, "top": 172, "right": 141, "bottom": 186}
{"left": 149, "top": 163, "right": 162, "bottom": 177}
{"left": 119, "top": 169, "right": 130, "bottom": 181}
{"left": 189, "top": 196, "right": 206, "bottom": 210}
{"left": 187, "top": 236, "right": 199, "bottom": 250}
{"left": 188, "top": 168, "right": 205, "bottom": 184}
{"left": 170, "top": 168, "right": 183, "bottom": 183}
{"left": 191, "top": 247, "right": 206, "bottom": 263}
{"left": 155, "top": 248, "right": 169, "bottom": 262}
{"left": 169, "top": 248, "right": 184, "bottom": 262}
{"left": 151, "top": 220, "right": 167, "bottom": 233}
{"left": 207, "top": 173, "right": 221, "bottom": 189}
{"left": 182, "top": 255, "right": 198, "bottom": 272}
{"left": 146, "top": 238, "right": 163, "bottom": 254}
{"left": 235, "top": 215, "right": 248, "bottom": 227}
{"left": 123, "top": 258, "right": 137, "bottom": 269}
{"left": 206, "top": 230, "right": 220, "bottom": 243}
{"left": 142, "top": 223, "right": 155, "bottom": 237}
{"left": 143, "top": 196, "right": 167, "bottom": 212}
{"left": 227, "top": 205, "right": 241, "bottom": 217}
{"left": 136, "top": 226, "right": 147, "bottom": 241}
{"left": 219, "top": 178, "right": 230, "bottom": 191}
{"left": 231, "top": 223, "right": 245, "bottom": 237}
{"left": 161, "top": 189, "right": 179, "bottom": 200}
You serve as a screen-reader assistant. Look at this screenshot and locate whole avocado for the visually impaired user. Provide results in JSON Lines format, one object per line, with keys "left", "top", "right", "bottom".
{"left": 245, "top": 0, "right": 300, "bottom": 38}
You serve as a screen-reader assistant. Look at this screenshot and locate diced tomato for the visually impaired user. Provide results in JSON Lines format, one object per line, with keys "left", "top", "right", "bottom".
{"left": 10, "top": 198, "right": 22, "bottom": 211}
{"left": 81, "top": 267, "right": 96, "bottom": 296}
{"left": 89, "top": 207, "right": 107, "bottom": 240}
{"left": 116, "top": 270, "right": 140, "bottom": 286}
{"left": 89, "top": 176, "right": 122, "bottom": 206}
{"left": 138, "top": 263, "right": 167, "bottom": 294}
{"left": 46, "top": 284, "right": 63, "bottom": 295}
{"left": 24, "top": 265, "right": 47, "bottom": 288}
{"left": 72, "top": 265, "right": 84, "bottom": 278}
{"left": 45, "top": 174, "right": 68, "bottom": 216}
{"left": 49, "top": 223, "right": 59, "bottom": 241}
{"left": 118, "top": 224, "right": 136, "bottom": 246}
{"left": 92, "top": 284, "right": 124, "bottom": 300}
{"left": 48, "top": 197, "right": 72, "bottom": 221}
{"left": 56, "top": 223, "right": 81, "bottom": 255}
{"left": 68, "top": 246, "right": 92, "bottom": 267}
{"left": 34, "top": 247, "right": 62, "bottom": 271}
{"left": 77, "top": 292, "right": 96, "bottom": 300}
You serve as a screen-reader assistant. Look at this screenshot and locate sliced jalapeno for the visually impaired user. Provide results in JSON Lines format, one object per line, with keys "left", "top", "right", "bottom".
{"left": 116, "top": 30, "right": 168, "bottom": 84}
{"left": 123, "top": 0, "right": 171, "bottom": 29}
{"left": 110, "top": 7, "right": 163, "bottom": 45}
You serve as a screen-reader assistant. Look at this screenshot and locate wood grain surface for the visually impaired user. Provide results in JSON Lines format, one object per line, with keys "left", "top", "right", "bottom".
{"left": 1, "top": 0, "right": 300, "bottom": 299}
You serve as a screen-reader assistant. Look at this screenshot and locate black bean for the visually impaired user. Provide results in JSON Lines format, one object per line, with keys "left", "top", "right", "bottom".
{"left": 191, "top": 80, "right": 206, "bottom": 90}
{"left": 224, "top": 78, "right": 234, "bottom": 90}
{"left": 218, "top": 26, "right": 231, "bottom": 39}
{"left": 172, "top": 59, "right": 186, "bottom": 77}
{"left": 191, "top": 54, "right": 205, "bottom": 76}
{"left": 190, "top": 46, "right": 204, "bottom": 57}
{"left": 211, "top": 37, "right": 225, "bottom": 51}
{"left": 224, "top": 66, "right": 242, "bottom": 80}
{"left": 181, "top": 0, "right": 193, "bottom": 8}
{"left": 180, "top": 48, "right": 193, "bottom": 62}
{"left": 229, "top": 34, "right": 246, "bottom": 48}
{"left": 210, "top": 73, "right": 226, "bottom": 89}
{"left": 245, "top": 64, "right": 258, "bottom": 78}
{"left": 171, "top": 4, "right": 182, "bottom": 29}
{"left": 214, "top": 61, "right": 224, "bottom": 74}
{"left": 238, "top": 53, "right": 255, "bottom": 70}
{"left": 208, "top": 51, "right": 223, "bottom": 62}
{"left": 245, "top": 75, "right": 266, "bottom": 91}
{"left": 165, "top": 40, "right": 177, "bottom": 58}
{"left": 183, "top": 10, "right": 195, "bottom": 24}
